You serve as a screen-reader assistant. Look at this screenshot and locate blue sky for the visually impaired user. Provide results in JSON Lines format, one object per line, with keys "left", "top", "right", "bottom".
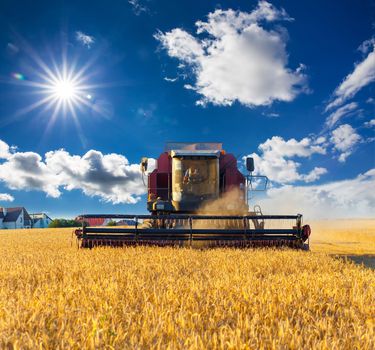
{"left": 0, "top": 0, "right": 374, "bottom": 219}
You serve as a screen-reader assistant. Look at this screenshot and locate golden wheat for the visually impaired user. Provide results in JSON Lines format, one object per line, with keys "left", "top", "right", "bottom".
{"left": 0, "top": 222, "right": 374, "bottom": 349}
{"left": 310, "top": 219, "right": 375, "bottom": 254}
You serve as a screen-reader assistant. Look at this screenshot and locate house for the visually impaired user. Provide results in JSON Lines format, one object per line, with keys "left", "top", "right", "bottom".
{"left": 0, "top": 207, "right": 33, "bottom": 229}
{"left": 30, "top": 213, "right": 53, "bottom": 228}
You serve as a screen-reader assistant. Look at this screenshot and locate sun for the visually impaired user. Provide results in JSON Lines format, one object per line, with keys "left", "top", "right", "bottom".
{"left": 12, "top": 59, "right": 98, "bottom": 128}
{"left": 52, "top": 79, "right": 77, "bottom": 100}
{"left": 7, "top": 43, "right": 109, "bottom": 145}
{"left": 40, "top": 66, "right": 91, "bottom": 112}
{"left": 9, "top": 61, "right": 96, "bottom": 146}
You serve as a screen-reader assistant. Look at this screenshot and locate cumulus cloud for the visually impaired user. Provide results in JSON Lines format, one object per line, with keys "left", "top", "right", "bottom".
{"left": 330, "top": 124, "right": 361, "bottom": 162}
{"left": 155, "top": 1, "right": 307, "bottom": 107}
{"left": 0, "top": 151, "right": 61, "bottom": 198}
{"left": 0, "top": 139, "right": 149, "bottom": 204}
{"left": 314, "top": 136, "right": 326, "bottom": 145}
{"left": 257, "top": 169, "right": 375, "bottom": 219}
{"left": 76, "top": 31, "right": 95, "bottom": 48}
{"left": 326, "top": 38, "right": 375, "bottom": 111}
{"left": 302, "top": 167, "right": 328, "bottom": 183}
{"left": 0, "top": 140, "right": 10, "bottom": 159}
{"left": 364, "top": 119, "right": 375, "bottom": 127}
{"left": 325, "top": 102, "right": 358, "bottom": 129}
{"left": 245, "top": 136, "right": 327, "bottom": 184}
{"left": 0, "top": 193, "right": 14, "bottom": 202}
{"left": 45, "top": 150, "right": 145, "bottom": 204}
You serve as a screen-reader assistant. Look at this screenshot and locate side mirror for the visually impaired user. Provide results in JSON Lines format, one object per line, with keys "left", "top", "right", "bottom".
{"left": 140, "top": 157, "right": 148, "bottom": 172}
{"left": 246, "top": 157, "right": 254, "bottom": 172}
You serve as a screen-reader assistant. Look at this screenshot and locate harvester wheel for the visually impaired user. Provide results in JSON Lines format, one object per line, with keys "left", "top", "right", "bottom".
{"left": 301, "top": 225, "right": 311, "bottom": 242}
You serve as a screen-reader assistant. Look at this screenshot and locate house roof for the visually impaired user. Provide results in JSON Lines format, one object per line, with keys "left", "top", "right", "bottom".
{"left": 30, "top": 213, "right": 52, "bottom": 221}
{"left": 2, "top": 207, "right": 32, "bottom": 223}
{"left": 75, "top": 217, "right": 107, "bottom": 226}
{"left": 23, "top": 209, "right": 32, "bottom": 223}
{"left": 3, "top": 207, "right": 22, "bottom": 222}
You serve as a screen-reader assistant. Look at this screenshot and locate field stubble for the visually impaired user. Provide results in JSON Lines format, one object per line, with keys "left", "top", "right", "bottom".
{"left": 0, "top": 220, "right": 374, "bottom": 349}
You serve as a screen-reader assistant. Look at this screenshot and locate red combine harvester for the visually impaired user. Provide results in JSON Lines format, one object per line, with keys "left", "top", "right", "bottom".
{"left": 75, "top": 143, "right": 311, "bottom": 248}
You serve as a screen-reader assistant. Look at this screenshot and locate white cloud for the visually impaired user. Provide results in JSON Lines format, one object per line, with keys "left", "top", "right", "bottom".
{"left": 0, "top": 193, "right": 14, "bottom": 202}
{"left": 156, "top": 28, "right": 203, "bottom": 64}
{"left": 364, "top": 119, "right": 375, "bottom": 127}
{"left": 325, "top": 102, "right": 358, "bottom": 129}
{"left": 302, "top": 167, "right": 328, "bottom": 183}
{"left": 330, "top": 124, "right": 361, "bottom": 162}
{"left": 137, "top": 104, "right": 157, "bottom": 119}
{"left": 128, "top": 0, "right": 149, "bottom": 15}
{"left": 262, "top": 112, "right": 280, "bottom": 118}
{"left": 245, "top": 136, "right": 327, "bottom": 184}
{"left": 164, "top": 77, "right": 178, "bottom": 82}
{"left": 75, "top": 31, "right": 95, "bottom": 48}
{"left": 0, "top": 151, "right": 62, "bottom": 198}
{"left": 358, "top": 37, "right": 375, "bottom": 54}
{"left": 314, "top": 136, "right": 326, "bottom": 145}
{"left": 45, "top": 150, "right": 145, "bottom": 204}
{"left": 326, "top": 38, "right": 375, "bottom": 110}
{"left": 256, "top": 169, "right": 375, "bottom": 219}
{"left": 0, "top": 140, "right": 10, "bottom": 159}
{"left": 155, "top": 1, "right": 307, "bottom": 107}
{"left": 0, "top": 140, "right": 149, "bottom": 204}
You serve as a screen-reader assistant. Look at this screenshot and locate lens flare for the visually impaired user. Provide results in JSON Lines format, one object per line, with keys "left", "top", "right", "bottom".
{"left": 12, "top": 73, "right": 25, "bottom": 80}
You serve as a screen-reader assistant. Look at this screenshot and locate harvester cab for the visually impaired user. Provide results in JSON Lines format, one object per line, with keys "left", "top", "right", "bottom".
{"left": 75, "top": 142, "right": 311, "bottom": 249}
{"left": 145, "top": 142, "right": 247, "bottom": 214}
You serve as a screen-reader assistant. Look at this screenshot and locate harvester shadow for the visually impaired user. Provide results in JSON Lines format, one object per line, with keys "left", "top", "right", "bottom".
{"left": 339, "top": 255, "right": 375, "bottom": 270}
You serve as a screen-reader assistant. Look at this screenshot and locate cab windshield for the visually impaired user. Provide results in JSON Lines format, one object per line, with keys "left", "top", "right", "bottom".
{"left": 172, "top": 157, "right": 219, "bottom": 202}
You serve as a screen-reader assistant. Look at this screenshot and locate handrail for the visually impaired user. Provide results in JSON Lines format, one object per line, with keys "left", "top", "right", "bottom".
{"left": 78, "top": 214, "right": 302, "bottom": 220}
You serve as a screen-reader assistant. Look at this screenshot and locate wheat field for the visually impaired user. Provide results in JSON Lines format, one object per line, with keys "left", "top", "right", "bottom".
{"left": 0, "top": 220, "right": 374, "bottom": 349}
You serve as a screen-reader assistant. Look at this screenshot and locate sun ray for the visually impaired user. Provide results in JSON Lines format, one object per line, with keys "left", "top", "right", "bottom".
{"left": 0, "top": 97, "right": 50, "bottom": 128}
{"left": 15, "top": 94, "right": 56, "bottom": 117}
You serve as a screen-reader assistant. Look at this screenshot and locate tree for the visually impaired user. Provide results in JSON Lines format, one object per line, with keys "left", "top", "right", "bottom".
{"left": 48, "top": 219, "right": 81, "bottom": 228}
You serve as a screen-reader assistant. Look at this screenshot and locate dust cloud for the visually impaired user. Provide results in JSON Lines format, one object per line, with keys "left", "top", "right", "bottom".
{"left": 197, "top": 188, "right": 249, "bottom": 215}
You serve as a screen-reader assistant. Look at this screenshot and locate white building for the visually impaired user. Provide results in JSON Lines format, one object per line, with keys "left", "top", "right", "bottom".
{"left": 0, "top": 207, "right": 33, "bottom": 229}
{"left": 30, "top": 213, "right": 52, "bottom": 228}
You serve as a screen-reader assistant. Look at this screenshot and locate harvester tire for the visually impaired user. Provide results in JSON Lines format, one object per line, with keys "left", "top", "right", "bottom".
{"left": 302, "top": 225, "right": 311, "bottom": 242}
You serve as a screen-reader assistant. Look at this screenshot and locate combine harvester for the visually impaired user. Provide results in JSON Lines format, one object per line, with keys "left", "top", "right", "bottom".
{"left": 75, "top": 143, "right": 311, "bottom": 248}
